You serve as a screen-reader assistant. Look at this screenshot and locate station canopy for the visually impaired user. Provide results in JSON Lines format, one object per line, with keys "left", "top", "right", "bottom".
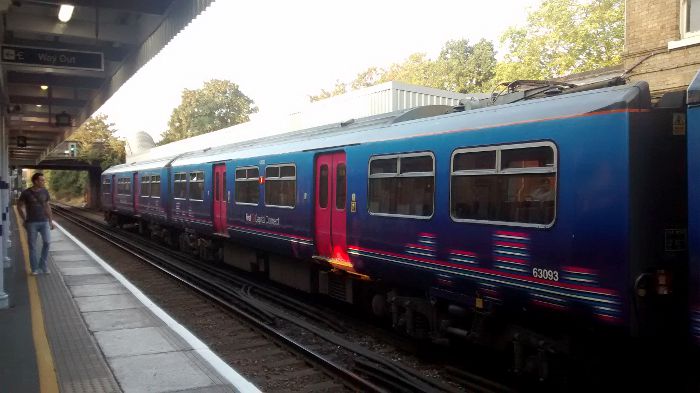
{"left": 1, "top": 0, "right": 213, "bottom": 167}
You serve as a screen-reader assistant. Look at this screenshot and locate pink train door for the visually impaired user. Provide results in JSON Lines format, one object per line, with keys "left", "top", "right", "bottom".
{"left": 133, "top": 172, "right": 139, "bottom": 212}
{"left": 315, "top": 152, "right": 349, "bottom": 267}
{"left": 213, "top": 164, "right": 227, "bottom": 234}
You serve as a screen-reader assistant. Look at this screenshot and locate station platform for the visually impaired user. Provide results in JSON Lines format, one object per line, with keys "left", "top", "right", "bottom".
{"left": 0, "top": 210, "right": 259, "bottom": 393}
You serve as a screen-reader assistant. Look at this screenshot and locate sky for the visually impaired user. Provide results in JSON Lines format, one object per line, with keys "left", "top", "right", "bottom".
{"left": 98, "top": 0, "right": 542, "bottom": 143}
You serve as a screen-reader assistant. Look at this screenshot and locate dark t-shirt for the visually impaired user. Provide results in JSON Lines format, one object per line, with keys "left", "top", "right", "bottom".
{"left": 19, "top": 188, "right": 50, "bottom": 222}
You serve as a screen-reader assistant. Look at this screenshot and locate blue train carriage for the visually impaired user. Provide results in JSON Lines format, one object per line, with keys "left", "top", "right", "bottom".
{"left": 336, "top": 81, "right": 687, "bottom": 358}
{"left": 96, "top": 77, "right": 688, "bottom": 375}
{"left": 688, "top": 70, "right": 700, "bottom": 345}
{"left": 101, "top": 157, "right": 173, "bottom": 228}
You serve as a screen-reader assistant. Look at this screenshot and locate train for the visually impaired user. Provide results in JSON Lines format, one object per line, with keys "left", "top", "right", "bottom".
{"left": 101, "top": 70, "right": 700, "bottom": 380}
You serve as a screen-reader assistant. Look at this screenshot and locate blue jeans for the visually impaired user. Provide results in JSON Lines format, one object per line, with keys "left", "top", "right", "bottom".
{"left": 25, "top": 221, "right": 50, "bottom": 273}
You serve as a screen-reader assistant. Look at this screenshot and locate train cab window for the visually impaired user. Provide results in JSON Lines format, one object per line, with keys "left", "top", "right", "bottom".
{"left": 235, "top": 166, "right": 260, "bottom": 205}
{"left": 140, "top": 175, "right": 151, "bottom": 197}
{"left": 451, "top": 143, "right": 556, "bottom": 227}
{"left": 174, "top": 172, "right": 187, "bottom": 199}
{"left": 368, "top": 153, "right": 434, "bottom": 218}
{"left": 151, "top": 175, "right": 161, "bottom": 198}
{"left": 319, "top": 165, "right": 329, "bottom": 208}
{"left": 102, "top": 178, "right": 111, "bottom": 194}
{"left": 265, "top": 164, "right": 296, "bottom": 208}
{"left": 189, "top": 171, "right": 205, "bottom": 201}
{"left": 336, "top": 164, "right": 346, "bottom": 210}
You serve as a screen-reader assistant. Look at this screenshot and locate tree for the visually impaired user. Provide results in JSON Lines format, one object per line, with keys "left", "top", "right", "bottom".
{"left": 71, "top": 114, "right": 126, "bottom": 170}
{"left": 433, "top": 39, "right": 497, "bottom": 93}
{"left": 159, "top": 79, "right": 258, "bottom": 144}
{"left": 46, "top": 114, "right": 125, "bottom": 201}
{"left": 308, "top": 39, "right": 498, "bottom": 101}
{"left": 309, "top": 80, "right": 348, "bottom": 102}
{"left": 350, "top": 67, "right": 384, "bottom": 90}
{"left": 495, "top": 0, "right": 624, "bottom": 83}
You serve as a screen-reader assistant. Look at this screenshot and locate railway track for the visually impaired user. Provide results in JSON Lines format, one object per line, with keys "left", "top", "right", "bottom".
{"left": 53, "top": 203, "right": 519, "bottom": 393}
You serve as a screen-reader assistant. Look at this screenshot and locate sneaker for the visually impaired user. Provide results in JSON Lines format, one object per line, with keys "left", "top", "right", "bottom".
{"left": 43, "top": 269, "right": 51, "bottom": 275}
{"left": 30, "top": 271, "right": 39, "bottom": 276}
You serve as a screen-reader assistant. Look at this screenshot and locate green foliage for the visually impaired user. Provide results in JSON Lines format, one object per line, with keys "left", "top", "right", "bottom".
{"left": 495, "top": 0, "right": 624, "bottom": 83}
{"left": 308, "top": 80, "right": 348, "bottom": 102}
{"left": 308, "top": 38, "right": 497, "bottom": 101}
{"left": 45, "top": 170, "right": 87, "bottom": 200}
{"left": 310, "top": 1, "right": 623, "bottom": 98}
{"left": 350, "top": 67, "right": 384, "bottom": 90}
{"left": 71, "top": 114, "right": 126, "bottom": 170}
{"left": 433, "top": 39, "right": 497, "bottom": 93}
{"left": 45, "top": 114, "right": 125, "bottom": 200}
{"left": 160, "top": 79, "right": 258, "bottom": 144}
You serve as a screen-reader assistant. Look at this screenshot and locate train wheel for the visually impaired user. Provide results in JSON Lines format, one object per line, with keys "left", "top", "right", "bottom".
{"left": 138, "top": 220, "right": 148, "bottom": 236}
{"left": 198, "top": 240, "right": 209, "bottom": 260}
{"left": 178, "top": 233, "right": 189, "bottom": 253}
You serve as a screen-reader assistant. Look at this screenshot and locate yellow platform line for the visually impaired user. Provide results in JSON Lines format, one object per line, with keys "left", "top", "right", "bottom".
{"left": 14, "top": 207, "right": 59, "bottom": 393}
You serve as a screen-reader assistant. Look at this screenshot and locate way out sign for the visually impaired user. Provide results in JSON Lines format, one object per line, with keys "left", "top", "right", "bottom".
{"left": 1, "top": 45, "right": 103, "bottom": 71}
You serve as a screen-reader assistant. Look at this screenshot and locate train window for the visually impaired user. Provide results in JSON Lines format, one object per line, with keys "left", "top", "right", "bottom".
{"left": 501, "top": 146, "right": 553, "bottom": 169}
{"left": 189, "top": 171, "right": 205, "bottom": 201}
{"left": 174, "top": 172, "right": 187, "bottom": 199}
{"left": 400, "top": 156, "right": 432, "bottom": 174}
{"left": 140, "top": 176, "right": 150, "bottom": 197}
{"left": 124, "top": 179, "right": 131, "bottom": 195}
{"left": 370, "top": 157, "right": 398, "bottom": 175}
{"left": 336, "top": 164, "right": 346, "bottom": 210}
{"left": 215, "top": 172, "right": 220, "bottom": 202}
{"left": 319, "top": 165, "right": 329, "bottom": 208}
{"left": 151, "top": 175, "right": 161, "bottom": 198}
{"left": 102, "top": 178, "right": 111, "bottom": 194}
{"left": 265, "top": 164, "right": 296, "bottom": 208}
{"left": 368, "top": 153, "right": 434, "bottom": 218}
{"left": 451, "top": 143, "right": 557, "bottom": 227}
{"left": 266, "top": 166, "right": 280, "bottom": 178}
{"left": 453, "top": 151, "right": 496, "bottom": 172}
{"left": 235, "top": 166, "right": 260, "bottom": 205}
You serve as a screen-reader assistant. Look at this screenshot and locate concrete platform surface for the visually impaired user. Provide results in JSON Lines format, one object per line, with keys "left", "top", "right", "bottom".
{"left": 1, "top": 213, "right": 259, "bottom": 393}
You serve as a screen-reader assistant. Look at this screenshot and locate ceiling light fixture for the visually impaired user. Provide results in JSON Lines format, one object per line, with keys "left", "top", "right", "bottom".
{"left": 40, "top": 85, "right": 48, "bottom": 90}
{"left": 36, "top": 104, "right": 42, "bottom": 107}
{"left": 58, "top": 4, "right": 74, "bottom": 23}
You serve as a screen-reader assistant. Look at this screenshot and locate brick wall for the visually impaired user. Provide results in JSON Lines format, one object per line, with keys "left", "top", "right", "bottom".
{"left": 624, "top": 0, "right": 700, "bottom": 96}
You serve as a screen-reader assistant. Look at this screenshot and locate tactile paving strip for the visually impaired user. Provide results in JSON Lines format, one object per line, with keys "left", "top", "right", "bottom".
{"left": 36, "top": 236, "right": 122, "bottom": 393}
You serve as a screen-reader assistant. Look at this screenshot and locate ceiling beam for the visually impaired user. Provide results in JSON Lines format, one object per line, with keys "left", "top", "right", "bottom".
{"left": 9, "top": 95, "right": 86, "bottom": 107}
{"left": 29, "top": 0, "right": 174, "bottom": 15}
{"left": 6, "top": 14, "right": 143, "bottom": 45}
{"left": 9, "top": 119, "right": 73, "bottom": 128}
{"left": 7, "top": 71, "right": 104, "bottom": 89}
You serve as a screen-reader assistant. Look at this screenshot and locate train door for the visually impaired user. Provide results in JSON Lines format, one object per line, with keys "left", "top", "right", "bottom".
{"left": 314, "top": 152, "right": 348, "bottom": 262}
{"left": 133, "top": 172, "right": 139, "bottom": 212}
{"left": 111, "top": 175, "right": 116, "bottom": 207}
{"left": 213, "top": 164, "right": 227, "bottom": 234}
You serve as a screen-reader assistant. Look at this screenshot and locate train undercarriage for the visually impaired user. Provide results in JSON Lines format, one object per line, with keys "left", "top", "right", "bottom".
{"left": 104, "top": 210, "right": 596, "bottom": 381}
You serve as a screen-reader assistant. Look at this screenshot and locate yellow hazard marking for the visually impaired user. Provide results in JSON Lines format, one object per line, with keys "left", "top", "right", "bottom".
{"left": 15, "top": 207, "right": 59, "bottom": 393}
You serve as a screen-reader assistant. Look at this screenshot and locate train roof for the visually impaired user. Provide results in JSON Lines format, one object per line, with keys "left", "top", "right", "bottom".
{"left": 102, "top": 155, "right": 177, "bottom": 175}
{"left": 105, "top": 81, "right": 650, "bottom": 173}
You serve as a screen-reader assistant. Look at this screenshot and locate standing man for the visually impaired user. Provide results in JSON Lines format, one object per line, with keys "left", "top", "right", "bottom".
{"left": 17, "top": 173, "right": 54, "bottom": 275}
